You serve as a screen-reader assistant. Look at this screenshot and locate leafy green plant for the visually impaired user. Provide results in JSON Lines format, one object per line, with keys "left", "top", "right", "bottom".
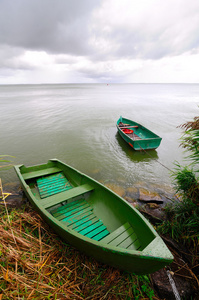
{"left": 131, "top": 275, "right": 154, "bottom": 300}
{"left": 158, "top": 115, "right": 199, "bottom": 268}
{"left": 158, "top": 199, "right": 198, "bottom": 243}
{"left": 172, "top": 164, "right": 199, "bottom": 205}
{"left": 179, "top": 116, "right": 199, "bottom": 170}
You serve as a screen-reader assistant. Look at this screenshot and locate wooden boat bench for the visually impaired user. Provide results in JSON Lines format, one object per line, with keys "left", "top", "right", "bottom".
{"left": 119, "top": 126, "right": 139, "bottom": 129}
{"left": 30, "top": 171, "right": 94, "bottom": 209}
{"left": 41, "top": 184, "right": 94, "bottom": 209}
{"left": 23, "top": 167, "right": 61, "bottom": 180}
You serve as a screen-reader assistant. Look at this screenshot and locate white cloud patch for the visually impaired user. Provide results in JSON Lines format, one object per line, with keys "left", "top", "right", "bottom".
{"left": 90, "top": 0, "right": 199, "bottom": 60}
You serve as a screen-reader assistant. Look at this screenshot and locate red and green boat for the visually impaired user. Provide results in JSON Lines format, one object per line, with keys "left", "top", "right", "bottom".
{"left": 14, "top": 159, "right": 172, "bottom": 274}
{"left": 117, "top": 117, "right": 162, "bottom": 150}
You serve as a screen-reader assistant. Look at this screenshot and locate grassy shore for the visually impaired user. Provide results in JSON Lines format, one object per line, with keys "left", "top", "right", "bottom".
{"left": 0, "top": 204, "right": 155, "bottom": 300}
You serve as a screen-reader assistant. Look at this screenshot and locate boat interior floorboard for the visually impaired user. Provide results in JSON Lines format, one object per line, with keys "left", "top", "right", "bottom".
{"left": 37, "top": 172, "right": 73, "bottom": 198}
{"left": 101, "top": 222, "right": 141, "bottom": 250}
{"left": 126, "top": 133, "right": 142, "bottom": 140}
{"left": 51, "top": 200, "right": 141, "bottom": 249}
{"left": 37, "top": 172, "right": 141, "bottom": 250}
{"left": 51, "top": 199, "right": 110, "bottom": 241}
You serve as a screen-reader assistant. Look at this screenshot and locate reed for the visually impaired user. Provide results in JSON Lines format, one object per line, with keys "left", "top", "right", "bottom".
{"left": 0, "top": 204, "right": 155, "bottom": 299}
{"left": 0, "top": 155, "right": 14, "bottom": 170}
{"left": 158, "top": 115, "right": 199, "bottom": 270}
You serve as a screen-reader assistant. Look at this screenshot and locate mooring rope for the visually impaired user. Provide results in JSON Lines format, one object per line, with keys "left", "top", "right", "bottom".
{"left": 137, "top": 142, "right": 174, "bottom": 173}
{"left": 132, "top": 141, "right": 182, "bottom": 299}
{"left": 167, "top": 270, "right": 181, "bottom": 300}
{"left": 136, "top": 143, "right": 182, "bottom": 299}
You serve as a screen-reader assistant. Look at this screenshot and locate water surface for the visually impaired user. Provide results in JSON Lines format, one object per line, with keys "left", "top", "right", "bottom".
{"left": 1, "top": 83, "right": 198, "bottom": 190}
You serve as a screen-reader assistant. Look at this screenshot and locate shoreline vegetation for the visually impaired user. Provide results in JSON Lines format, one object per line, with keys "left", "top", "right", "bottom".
{"left": 0, "top": 204, "right": 155, "bottom": 300}
{"left": 0, "top": 115, "right": 199, "bottom": 299}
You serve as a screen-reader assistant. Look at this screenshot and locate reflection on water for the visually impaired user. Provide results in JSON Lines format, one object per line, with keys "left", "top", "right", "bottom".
{"left": 115, "top": 132, "right": 159, "bottom": 162}
{"left": 0, "top": 84, "right": 198, "bottom": 189}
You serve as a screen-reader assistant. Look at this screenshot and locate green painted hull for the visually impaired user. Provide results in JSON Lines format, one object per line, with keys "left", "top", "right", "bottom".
{"left": 117, "top": 117, "right": 162, "bottom": 150}
{"left": 14, "top": 159, "right": 172, "bottom": 274}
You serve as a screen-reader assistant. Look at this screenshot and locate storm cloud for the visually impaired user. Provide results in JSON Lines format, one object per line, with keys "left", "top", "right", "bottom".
{"left": 0, "top": 0, "right": 199, "bottom": 83}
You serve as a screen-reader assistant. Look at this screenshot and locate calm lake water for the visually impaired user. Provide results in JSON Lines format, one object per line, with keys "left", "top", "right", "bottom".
{"left": 1, "top": 83, "right": 199, "bottom": 190}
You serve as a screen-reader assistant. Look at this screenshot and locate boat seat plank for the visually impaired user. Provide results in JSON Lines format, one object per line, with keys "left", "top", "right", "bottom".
{"left": 22, "top": 167, "right": 61, "bottom": 180}
{"left": 41, "top": 184, "right": 94, "bottom": 209}
{"left": 119, "top": 126, "right": 139, "bottom": 129}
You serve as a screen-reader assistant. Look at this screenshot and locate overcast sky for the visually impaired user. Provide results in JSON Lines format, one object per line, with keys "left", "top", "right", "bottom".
{"left": 0, "top": 0, "right": 199, "bottom": 84}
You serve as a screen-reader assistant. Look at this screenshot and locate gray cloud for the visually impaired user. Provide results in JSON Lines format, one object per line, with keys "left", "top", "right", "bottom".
{"left": 0, "top": 0, "right": 100, "bottom": 55}
{"left": 1, "top": 0, "right": 198, "bottom": 60}
{"left": 0, "top": 0, "right": 199, "bottom": 83}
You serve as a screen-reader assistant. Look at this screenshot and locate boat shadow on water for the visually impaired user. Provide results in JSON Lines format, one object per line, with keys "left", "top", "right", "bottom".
{"left": 115, "top": 132, "right": 159, "bottom": 162}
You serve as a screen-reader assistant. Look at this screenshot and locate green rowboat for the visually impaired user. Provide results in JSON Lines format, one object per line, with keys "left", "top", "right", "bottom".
{"left": 14, "top": 159, "right": 173, "bottom": 274}
{"left": 117, "top": 117, "right": 162, "bottom": 150}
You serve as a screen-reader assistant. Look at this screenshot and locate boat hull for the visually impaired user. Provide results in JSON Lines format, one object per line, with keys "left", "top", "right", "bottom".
{"left": 14, "top": 159, "right": 172, "bottom": 274}
{"left": 117, "top": 117, "right": 162, "bottom": 150}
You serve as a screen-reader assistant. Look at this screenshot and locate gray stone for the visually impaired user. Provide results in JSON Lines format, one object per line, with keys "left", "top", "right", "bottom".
{"left": 138, "top": 187, "right": 164, "bottom": 204}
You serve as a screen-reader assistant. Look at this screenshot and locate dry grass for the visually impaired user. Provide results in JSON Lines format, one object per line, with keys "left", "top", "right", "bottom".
{"left": 0, "top": 204, "right": 155, "bottom": 300}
